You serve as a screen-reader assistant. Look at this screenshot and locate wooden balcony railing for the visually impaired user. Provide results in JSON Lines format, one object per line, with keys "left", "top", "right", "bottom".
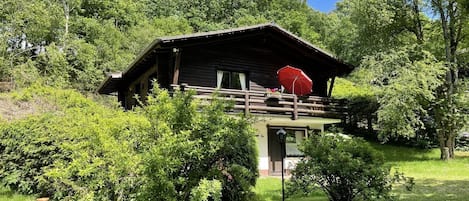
{"left": 171, "top": 84, "right": 347, "bottom": 120}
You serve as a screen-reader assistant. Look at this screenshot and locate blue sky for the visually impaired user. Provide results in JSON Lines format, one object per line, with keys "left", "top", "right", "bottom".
{"left": 307, "top": 0, "right": 339, "bottom": 13}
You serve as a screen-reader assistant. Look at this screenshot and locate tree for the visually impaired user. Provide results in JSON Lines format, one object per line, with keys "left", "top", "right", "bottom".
{"left": 356, "top": 46, "right": 446, "bottom": 142}
{"left": 430, "top": 0, "right": 468, "bottom": 159}
{"left": 328, "top": 0, "right": 429, "bottom": 65}
{"left": 329, "top": 0, "right": 468, "bottom": 159}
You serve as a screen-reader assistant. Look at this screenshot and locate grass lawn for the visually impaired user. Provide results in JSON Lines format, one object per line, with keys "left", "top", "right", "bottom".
{"left": 254, "top": 177, "right": 328, "bottom": 201}
{"left": 0, "top": 186, "right": 34, "bottom": 201}
{"left": 255, "top": 144, "right": 469, "bottom": 201}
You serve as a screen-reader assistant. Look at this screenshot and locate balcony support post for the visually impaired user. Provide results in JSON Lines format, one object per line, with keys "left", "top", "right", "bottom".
{"left": 293, "top": 95, "right": 298, "bottom": 120}
{"left": 244, "top": 90, "right": 249, "bottom": 116}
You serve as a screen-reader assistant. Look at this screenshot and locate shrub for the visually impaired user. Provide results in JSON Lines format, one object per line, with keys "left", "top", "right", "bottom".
{"left": 137, "top": 85, "right": 259, "bottom": 201}
{"left": 288, "top": 133, "right": 413, "bottom": 201}
{"left": 0, "top": 86, "right": 150, "bottom": 200}
{"left": 0, "top": 114, "right": 66, "bottom": 195}
{"left": 190, "top": 179, "right": 222, "bottom": 201}
{"left": 1, "top": 85, "right": 259, "bottom": 200}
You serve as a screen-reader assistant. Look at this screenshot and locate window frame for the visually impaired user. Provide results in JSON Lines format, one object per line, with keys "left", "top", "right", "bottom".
{"left": 216, "top": 69, "right": 248, "bottom": 90}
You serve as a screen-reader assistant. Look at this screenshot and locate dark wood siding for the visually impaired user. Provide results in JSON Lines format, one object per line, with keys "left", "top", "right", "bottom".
{"left": 177, "top": 38, "right": 333, "bottom": 96}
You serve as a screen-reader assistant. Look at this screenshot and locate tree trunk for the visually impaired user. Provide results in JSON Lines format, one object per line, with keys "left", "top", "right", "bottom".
{"left": 411, "top": 0, "right": 424, "bottom": 43}
{"left": 62, "top": 0, "right": 69, "bottom": 49}
{"left": 432, "top": 0, "right": 463, "bottom": 160}
{"left": 439, "top": 130, "right": 456, "bottom": 160}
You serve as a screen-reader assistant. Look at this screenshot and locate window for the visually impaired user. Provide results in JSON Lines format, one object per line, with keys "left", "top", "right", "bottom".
{"left": 217, "top": 70, "right": 247, "bottom": 90}
{"left": 285, "top": 130, "right": 306, "bottom": 157}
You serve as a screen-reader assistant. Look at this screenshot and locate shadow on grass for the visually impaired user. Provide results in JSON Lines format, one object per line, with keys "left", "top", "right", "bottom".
{"left": 394, "top": 179, "right": 469, "bottom": 201}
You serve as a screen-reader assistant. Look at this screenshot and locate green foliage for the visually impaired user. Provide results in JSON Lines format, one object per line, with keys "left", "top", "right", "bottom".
{"left": 289, "top": 133, "right": 413, "bottom": 201}
{"left": 331, "top": 77, "right": 375, "bottom": 99}
{"left": 190, "top": 179, "right": 222, "bottom": 201}
{"left": 356, "top": 46, "right": 446, "bottom": 141}
{"left": 0, "top": 0, "right": 195, "bottom": 91}
{"left": 331, "top": 78, "right": 379, "bottom": 139}
{"left": 0, "top": 85, "right": 150, "bottom": 200}
{"left": 137, "top": 85, "right": 259, "bottom": 201}
{"left": 1, "top": 84, "right": 259, "bottom": 200}
{"left": 0, "top": 0, "right": 342, "bottom": 91}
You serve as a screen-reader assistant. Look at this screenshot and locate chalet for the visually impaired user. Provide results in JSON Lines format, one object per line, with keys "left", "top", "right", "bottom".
{"left": 97, "top": 23, "right": 352, "bottom": 176}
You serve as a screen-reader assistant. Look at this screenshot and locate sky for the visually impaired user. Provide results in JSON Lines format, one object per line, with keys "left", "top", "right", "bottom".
{"left": 307, "top": 0, "right": 339, "bottom": 13}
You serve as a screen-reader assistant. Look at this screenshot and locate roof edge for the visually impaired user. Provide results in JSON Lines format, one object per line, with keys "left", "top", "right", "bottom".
{"left": 96, "top": 72, "right": 122, "bottom": 94}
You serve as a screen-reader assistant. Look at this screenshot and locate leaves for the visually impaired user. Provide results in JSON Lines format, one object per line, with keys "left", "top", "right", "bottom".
{"left": 289, "top": 133, "right": 413, "bottom": 201}
{"left": 356, "top": 46, "right": 447, "bottom": 140}
{"left": 138, "top": 85, "right": 258, "bottom": 201}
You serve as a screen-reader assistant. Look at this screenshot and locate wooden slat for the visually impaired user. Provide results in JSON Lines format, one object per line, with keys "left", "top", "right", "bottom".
{"left": 171, "top": 84, "right": 347, "bottom": 118}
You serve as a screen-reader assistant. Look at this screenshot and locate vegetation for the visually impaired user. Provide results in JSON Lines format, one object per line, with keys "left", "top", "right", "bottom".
{"left": 255, "top": 144, "right": 469, "bottom": 201}
{"left": 0, "top": 0, "right": 466, "bottom": 154}
{"left": 0, "top": 0, "right": 468, "bottom": 200}
{"left": 0, "top": 86, "right": 149, "bottom": 200}
{"left": 289, "top": 133, "right": 413, "bottom": 201}
{"left": 330, "top": 0, "right": 468, "bottom": 159}
{"left": 355, "top": 46, "right": 447, "bottom": 142}
{"left": 0, "top": 85, "right": 258, "bottom": 201}
{"left": 0, "top": 186, "right": 33, "bottom": 201}
{"left": 137, "top": 85, "right": 259, "bottom": 201}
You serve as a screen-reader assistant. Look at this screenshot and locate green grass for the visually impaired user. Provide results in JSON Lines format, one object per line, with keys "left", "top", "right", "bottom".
{"left": 255, "top": 144, "right": 469, "bottom": 201}
{"left": 254, "top": 177, "right": 327, "bottom": 201}
{"left": 0, "top": 186, "right": 34, "bottom": 201}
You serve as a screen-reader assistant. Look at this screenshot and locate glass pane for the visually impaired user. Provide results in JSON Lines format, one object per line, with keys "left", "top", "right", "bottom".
{"left": 221, "top": 71, "right": 230, "bottom": 89}
{"left": 285, "top": 131, "right": 296, "bottom": 143}
{"left": 286, "top": 130, "right": 304, "bottom": 157}
{"left": 231, "top": 72, "right": 241, "bottom": 89}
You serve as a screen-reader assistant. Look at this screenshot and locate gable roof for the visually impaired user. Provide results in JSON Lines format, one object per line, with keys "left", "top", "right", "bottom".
{"left": 97, "top": 23, "right": 352, "bottom": 94}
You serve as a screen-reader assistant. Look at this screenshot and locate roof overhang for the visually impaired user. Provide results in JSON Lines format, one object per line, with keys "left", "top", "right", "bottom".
{"left": 96, "top": 72, "right": 122, "bottom": 94}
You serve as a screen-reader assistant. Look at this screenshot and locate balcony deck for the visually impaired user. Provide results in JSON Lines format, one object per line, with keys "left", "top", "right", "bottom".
{"left": 171, "top": 84, "right": 347, "bottom": 120}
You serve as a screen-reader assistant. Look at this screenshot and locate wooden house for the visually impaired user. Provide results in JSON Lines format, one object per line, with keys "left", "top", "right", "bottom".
{"left": 97, "top": 23, "right": 352, "bottom": 176}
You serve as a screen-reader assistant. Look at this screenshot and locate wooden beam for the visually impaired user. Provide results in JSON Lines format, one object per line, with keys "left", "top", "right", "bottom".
{"left": 172, "top": 48, "right": 181, "bottom": 85}
{"left": 244, "top": 91, "right": 250, "bottom": 116}
{"left": 327, "top": 76, "right": 335, "bottom": 97}
{"left": 293, "top": 95, "right": 298, "bottom": 120}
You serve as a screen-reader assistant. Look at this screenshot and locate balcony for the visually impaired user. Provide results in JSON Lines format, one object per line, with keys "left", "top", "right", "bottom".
{"left": 171, "top": 84, "right": 347, "bottom": 120}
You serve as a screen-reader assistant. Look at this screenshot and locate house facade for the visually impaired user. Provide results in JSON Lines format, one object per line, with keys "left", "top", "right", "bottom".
{"left": 97, "top": 23, "right": 352, "bottom": 176}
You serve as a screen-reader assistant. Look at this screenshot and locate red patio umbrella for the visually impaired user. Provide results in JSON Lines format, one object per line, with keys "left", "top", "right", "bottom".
{"left": 277, "top": 65, "right": 313, "bottom": 96}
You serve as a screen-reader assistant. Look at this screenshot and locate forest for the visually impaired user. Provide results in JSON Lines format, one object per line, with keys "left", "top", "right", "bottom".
{"left": 0, "top": 0, "right": 468, "bottom": 200}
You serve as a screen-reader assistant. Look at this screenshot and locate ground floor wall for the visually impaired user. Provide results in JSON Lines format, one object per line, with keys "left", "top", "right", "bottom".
{"left": 252, "top": 116, "right": 341, "bottom": 176}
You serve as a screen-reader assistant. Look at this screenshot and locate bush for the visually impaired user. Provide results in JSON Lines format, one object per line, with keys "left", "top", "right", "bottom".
{"left": 0, "top": 86, "right": 150, "bottom": 200}
{"left": 1, "top": 85, "right": 259, "bottom": 200}
{"left": 190, "top": 179, "right": 222, "bottom": 201}
{"left": 456, "top": 132, "right": 469, "bottom": 151}
{"left": 0, "top": 114, "right": 66, "bottom": 195}
{"left": 137, "top": 85, "right": 259, "bottom": 201}
{"left": 288, "top": 133, "right": 413, "bottom": 201}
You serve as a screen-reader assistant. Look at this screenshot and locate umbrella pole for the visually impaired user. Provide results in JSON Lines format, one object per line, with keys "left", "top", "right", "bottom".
{"left": 292, "top": 76, "right": 298, "bottom": 95}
